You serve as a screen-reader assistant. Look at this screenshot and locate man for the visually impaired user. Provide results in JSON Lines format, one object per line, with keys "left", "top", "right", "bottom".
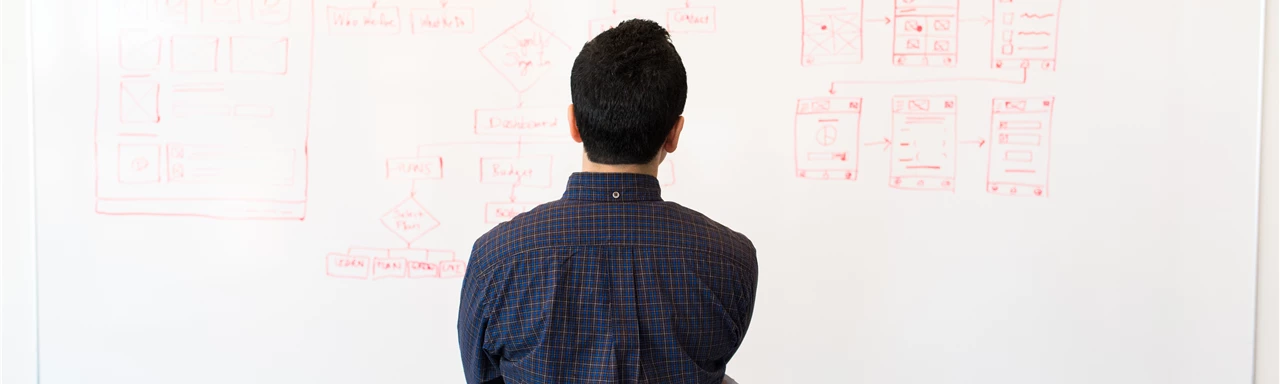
{"left": 456, "top": 19, "right": 758, "bottom": 384}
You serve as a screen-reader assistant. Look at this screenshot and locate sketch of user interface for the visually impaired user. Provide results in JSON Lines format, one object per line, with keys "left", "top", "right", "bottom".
{"left": 987, "top": 97, "right": 1054, "bottom": 197}
{"left": 794, "top": 97, "right": 861, "bottom": 180}
{"left": 991, "top": 0, "right": 1061, "bottom": 70}
{"left": 890, "top": 95, "right": 957, "bottom": 191}
{"left": 893, "top": 0, "right": 958, "bottom": 67}
{"left": 801, "top": 0, "right": 864, "bottom": 66}
{"left": 98, "top": 0, "right": 313, "bottom": 219}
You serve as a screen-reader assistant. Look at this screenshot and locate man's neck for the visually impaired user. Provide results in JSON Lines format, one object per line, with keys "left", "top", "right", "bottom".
{"left": 580, "top": 154, "right": 661, "bottom": 177}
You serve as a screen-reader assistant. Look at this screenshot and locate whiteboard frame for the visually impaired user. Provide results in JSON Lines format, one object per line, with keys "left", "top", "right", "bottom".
{"left": 1252, "top": 0, "right": 1279, "bottom": 383}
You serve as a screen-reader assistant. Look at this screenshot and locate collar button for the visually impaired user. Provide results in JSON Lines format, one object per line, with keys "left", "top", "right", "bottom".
{"left": 612, "top": 191, "right": 621, "bottom": 199}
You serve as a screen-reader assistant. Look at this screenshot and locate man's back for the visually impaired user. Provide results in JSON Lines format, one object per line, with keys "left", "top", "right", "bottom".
{"left": 457, "top": 172, "right": 758, "bottom": 384}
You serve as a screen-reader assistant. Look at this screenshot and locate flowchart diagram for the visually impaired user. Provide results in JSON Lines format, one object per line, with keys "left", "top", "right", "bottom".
{"left": 322, "top": 0, "right": 675, "bottom": 281}
{"left": 324, "top": 1, "right": 567, "bottom": 281}
{"left": 794, "top": 0, "right": 1060, "bottom": 197}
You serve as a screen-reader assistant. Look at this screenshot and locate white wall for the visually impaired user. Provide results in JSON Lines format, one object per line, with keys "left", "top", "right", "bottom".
{"left": 2, "top": 0, "right": 37, "bottom": 382}
{"left": 1256, "top": 0, "right": 1278, "bottom": 383}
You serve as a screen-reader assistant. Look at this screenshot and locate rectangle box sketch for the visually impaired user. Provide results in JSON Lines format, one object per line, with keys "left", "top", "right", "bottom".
{"left": 990, "top": 0, "right": 1061, "bottom": 70}
{"left": 794, "top": 97, "right": 861, "bottom": 180}
{"left": 800, "top": 0, "right": 864, "bottom": 66}
{"left": 987, "top": 97, "right": 1054, "bottom": 197}
{"left": 95, "top": 0, "right": 314, "bottom": 219}
{"left": 890, "top": 95, "right": 957, "bottom": 190}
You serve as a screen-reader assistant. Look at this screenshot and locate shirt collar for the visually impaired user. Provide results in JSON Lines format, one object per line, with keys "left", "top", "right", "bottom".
{"left": 562, "top": 172, "right": 664, "bottom": 202}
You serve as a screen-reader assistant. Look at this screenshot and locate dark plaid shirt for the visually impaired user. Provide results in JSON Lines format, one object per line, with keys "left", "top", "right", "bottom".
{"left": 457, "top": 172, "right": 758, "bottom": 384}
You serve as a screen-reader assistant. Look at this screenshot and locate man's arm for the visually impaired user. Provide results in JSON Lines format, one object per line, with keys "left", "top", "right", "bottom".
{"left": 457, "top": 243, "right": 501, "bottom": 384}
{"left": 734, "top": 243, "right": 760, "bottom": 353}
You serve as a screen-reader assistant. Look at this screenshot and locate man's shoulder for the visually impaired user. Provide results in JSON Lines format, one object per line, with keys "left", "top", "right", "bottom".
{"left": 468, "top": 199, "right": 570, "bottom": 263}
{"left": 468, "top": 198, "right": 756, "bottom": 269}
{"left": 660, "top": 201, "right": 756, "bottom": 254}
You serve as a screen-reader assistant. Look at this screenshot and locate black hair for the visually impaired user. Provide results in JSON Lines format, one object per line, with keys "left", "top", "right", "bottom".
{"left": 570, "top": 19, "right": 688, "bottom": 165}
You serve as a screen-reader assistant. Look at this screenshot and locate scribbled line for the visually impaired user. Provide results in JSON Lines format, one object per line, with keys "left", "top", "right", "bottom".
{"left": 1005, "top": 169, "right": 1037, "bottom": 173}
{"left": 1019, "top": 13, "right": 1055, "bottom": 18}
{"left": 1017, "top": 46, "right": 1051, "bottom": 51}
{"left": 1017, "top": 31, "right": 1052, "bottom": 36}
{"left": 905, "top": 165, "right": 941, "bottom": 169}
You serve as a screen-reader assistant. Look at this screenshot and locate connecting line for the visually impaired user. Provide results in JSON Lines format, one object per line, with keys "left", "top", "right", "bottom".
{"left": 409, "top": 179, "right": 418, "bottom": 197}
{"left": 828, "top": 67, "right": 1028, "bottom": 92}
{"left": 511, "top": 135, "right": 527, "bottom": 202}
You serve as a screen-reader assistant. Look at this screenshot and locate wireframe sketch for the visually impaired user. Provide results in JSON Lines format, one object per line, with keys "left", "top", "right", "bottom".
{"left": 991, "top": 0, "right": 1061, "bottom": 70}
{"left": 987, "top": 97, "right": 1054, "bottom": 196}
{"left": 794, "top": 97, "right": 862, "bottom": 180}
{"left": 801, "top": 0, "right": 863, "bottom": 66}
{"left": 889, "top": 95, "right": 957, "bottom": 190}
{"left": 892, "top": 0, "right": 958, "bottom": 67}
{"left": 96, "top": 0, "right": 312, "bottom": 219}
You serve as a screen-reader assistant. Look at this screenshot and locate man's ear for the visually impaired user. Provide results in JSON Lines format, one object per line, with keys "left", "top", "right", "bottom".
{"left": 567, "top": 104, "right": 583, "bottom": 143}
{"left": 663, "top": 116, "right": 684, "bottom": 153}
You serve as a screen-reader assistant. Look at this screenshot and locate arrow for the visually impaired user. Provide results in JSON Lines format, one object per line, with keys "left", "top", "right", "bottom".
{"left": 508, "top": 183, "right": 519, "bottom": 202}
{"left": 960, "top": 16, "right": 992, "bottom": 25}
{"left": 828, "top": 83, "right": 836, "bottom": 95}
{"left": 410, "top": 180, "right": 418, "bottom": 197}
{"left": 865, "top": 16, "right": 891, "bottom": 25}
{"left": 516, "top": 91, "right": 525, "bottom": 108}
{"left": 612, "top": 0, "right": 617, "bottom": 14}
{"left": 525, "top": 0, "right": 534, "bottom": 19}
{"left": 960, "top": 137, "right": 986, "bottom": 147}
{"left": 685, "top": 0, "right": 690, "bottom": 7}
{"left": 863, "top": 137, "right": 892, "bottom": 151}
{"left": 440, "top": 0, "right": 448, "bottom": 7}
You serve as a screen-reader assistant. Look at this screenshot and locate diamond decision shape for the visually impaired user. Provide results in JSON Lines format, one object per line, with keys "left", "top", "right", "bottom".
{"left": 480, "top": 18, "right": 570, "bottom": 93}
{"left": 381, "top": 197, "right": 441, "bottom": 244}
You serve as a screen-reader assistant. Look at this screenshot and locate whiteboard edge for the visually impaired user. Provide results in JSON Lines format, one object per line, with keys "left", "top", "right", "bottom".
{"left": 1254, "top": 0, "right": 1280, "bottom": 382}
{"left": 2, "top": 0, "right": 39, "bottom": 382}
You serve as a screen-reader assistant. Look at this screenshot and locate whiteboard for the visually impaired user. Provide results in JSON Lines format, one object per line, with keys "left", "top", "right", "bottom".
{"left": 28, "top": 0, "right": 1265, "bottom": 383}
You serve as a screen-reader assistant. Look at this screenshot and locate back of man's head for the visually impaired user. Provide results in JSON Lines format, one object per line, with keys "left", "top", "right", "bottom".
{"left": 570, "top": 19, "right": 688, "bottom": 165}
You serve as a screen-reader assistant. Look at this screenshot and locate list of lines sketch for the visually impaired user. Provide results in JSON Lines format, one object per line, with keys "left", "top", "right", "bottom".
{"left": 799, "top": 0, "right": 1059, "bottom": 197}
{"left": 95, "top": 0, "right": 1058, "bottom": 279}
